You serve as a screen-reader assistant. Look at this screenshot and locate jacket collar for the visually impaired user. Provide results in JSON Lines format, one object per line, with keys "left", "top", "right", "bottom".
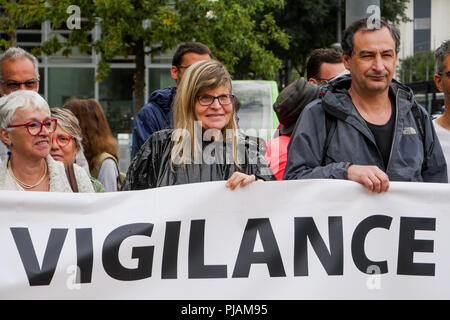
{"left": 320, "top": 74, "right": 415, "bottom": 121}
{"left": 147, "top": 86, "right": 177, "bottom": 112}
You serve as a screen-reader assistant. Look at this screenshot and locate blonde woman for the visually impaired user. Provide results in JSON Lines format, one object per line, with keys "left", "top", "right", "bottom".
{"left": 50, "top": 108, "right": 105, "bottom": 192}
{"left": 122, "top": 59, "right": 274, "bottom": 190}
{"left": 0, "top": 90, "right": 93, "bottom": 192}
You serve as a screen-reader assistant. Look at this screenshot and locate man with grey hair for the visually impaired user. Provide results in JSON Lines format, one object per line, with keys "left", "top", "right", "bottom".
{"left": 284, "top": 18, "right": 447, "bottom": 191}
{"left": 0, "top": 47, "right": 41, "bottom": 160}
{"left": 0, "top": 47, "right": 40, "bottom": 96}
{"left": 433, "top": 40, "right": 450, "bottom": 178}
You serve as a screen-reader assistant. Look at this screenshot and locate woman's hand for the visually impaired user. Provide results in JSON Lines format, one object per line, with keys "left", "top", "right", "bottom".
{"left": 225, "top": 172, "right": 256, "bottom": 190}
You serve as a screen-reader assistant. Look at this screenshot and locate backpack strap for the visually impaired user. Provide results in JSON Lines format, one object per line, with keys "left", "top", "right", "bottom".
{"left": 411, "top": 104, "right": 425, "bottom": 142}
{"left": 92, "top": 152, "right": 124, "bottom": 190}
{"left": 91, "top": 152, "right": 118, "bottom": 179}
{"left": 65, "top": 163, "right": 78, "bottom": 193}
{"left": 321, "top": 112, "right": 337, "bottom": 166}
{"left": 411, "top": 103, "right": 427, "bottom": 171}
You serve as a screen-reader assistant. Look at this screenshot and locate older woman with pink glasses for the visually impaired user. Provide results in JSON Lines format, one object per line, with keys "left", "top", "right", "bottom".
{"left": 50, "top": 107, "right": 104, "bottom": 192}
{"left": 0, "top": 90, "right": 93, "bottom": 192}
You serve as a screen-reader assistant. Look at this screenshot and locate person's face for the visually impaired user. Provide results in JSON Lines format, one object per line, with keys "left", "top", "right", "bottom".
{"left": 0, "top": 58, "right": 39, "bottom": 96}
{"left": 50, "top": 125, "right": 79, "bottom": 165}
{"left": 171, "top": 52, "right": 211, "bottom": 85}
{"left": 0, "top": 106, "right": 52, "bottom": 161}
{"left": 195, "top": 84, "right": 233, "bottom": 131}
{"left": 309, "top": 62, "right": 347, "bottom": 85}
{"left": 343, "top": 27, "right": 397, "bottom": 94}
{"left": 434, "top": 54, "right": 450, "bottom": 105}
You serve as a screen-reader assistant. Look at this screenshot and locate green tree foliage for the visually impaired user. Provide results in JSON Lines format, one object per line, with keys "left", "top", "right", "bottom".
{"left": 271, "top": 0, "right": 411, "bottom": 87}
{"left": 0, "top": 0, "right": 289, "bottom": 115}
{"left": 0, "top": 1, "right": 48, "bottom": 47}
{"left": 399, "top": 51, "right": 435, "bottom": 83}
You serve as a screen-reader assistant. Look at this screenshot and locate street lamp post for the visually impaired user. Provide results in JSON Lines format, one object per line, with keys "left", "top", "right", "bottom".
{"left": 345, "top": 0, "right": 381, "bottom": 28}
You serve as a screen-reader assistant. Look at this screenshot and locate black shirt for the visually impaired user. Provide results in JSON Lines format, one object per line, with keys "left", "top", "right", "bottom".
{"left": 365, "top": 94, "right": 396, "bottom": 169}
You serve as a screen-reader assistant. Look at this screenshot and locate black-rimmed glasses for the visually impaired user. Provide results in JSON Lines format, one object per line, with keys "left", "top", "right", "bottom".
{"left": 177, "top": 65, "right": 191, "bottom": 70}
{"left": 438, "top": 70, "right": 450, "bottom": 79}
{"left": 197, "top": 94, "right": 235, "bottom": 106}
{"left": 316, "top": 77, "right": 334, "bottom": 85}
{"left": 0, "top": 79, "right": 39, "bottom": 91}
{"left": 8, "top": 118, "right": 57, "bottom": 136}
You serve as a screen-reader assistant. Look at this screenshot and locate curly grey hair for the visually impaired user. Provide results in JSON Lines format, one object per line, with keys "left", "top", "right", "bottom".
{"left": 435, "top": 40, "right": 450, "bottom": 74}
{"left": 0, "top": 47, "right": 39, "bottom": 81}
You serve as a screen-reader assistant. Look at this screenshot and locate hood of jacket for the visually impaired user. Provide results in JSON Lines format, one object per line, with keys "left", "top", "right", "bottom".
{"left": 319, "top": 74, "right": 416, "bottom": 122}
{"left": 147, "top": 86, "right": 177, "bottom": 113}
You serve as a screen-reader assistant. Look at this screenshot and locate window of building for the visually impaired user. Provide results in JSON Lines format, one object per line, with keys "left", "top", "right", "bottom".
{"left": 48, "top": 67, "right": 95, "bottom": 108}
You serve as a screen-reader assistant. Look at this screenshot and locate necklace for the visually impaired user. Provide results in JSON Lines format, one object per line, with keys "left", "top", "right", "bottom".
{"left": 8, "top": 159, "right": 48, "bottom": 189}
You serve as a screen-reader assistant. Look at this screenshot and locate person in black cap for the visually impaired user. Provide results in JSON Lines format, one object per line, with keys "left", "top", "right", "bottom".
{"left": 265, "top": 78, "right": 319, "bottom": 180}
{"left": 265, "top": 48, "right": 348, "bottom": 180}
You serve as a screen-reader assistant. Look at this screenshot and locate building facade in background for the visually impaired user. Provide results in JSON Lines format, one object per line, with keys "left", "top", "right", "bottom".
{"left": 397, "top": 0, "right": 450, "bottom": 59}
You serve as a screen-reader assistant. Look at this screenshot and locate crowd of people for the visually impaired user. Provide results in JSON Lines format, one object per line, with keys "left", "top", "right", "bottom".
{"left": 0, "top": 18, "right": 449, "bottom": 194}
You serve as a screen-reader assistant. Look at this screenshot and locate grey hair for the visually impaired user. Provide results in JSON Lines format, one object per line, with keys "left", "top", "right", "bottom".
{"left": 0, "top": 47, "right": 40, "bottom": 81}
{"left": 435, "top": 40, "right": 450, "bottom": 74}
{"left": 0, "top": 90, "right": 49, "bottom": 129}
{"left": 51, "top": 107, "right": 83, "bottom": 150}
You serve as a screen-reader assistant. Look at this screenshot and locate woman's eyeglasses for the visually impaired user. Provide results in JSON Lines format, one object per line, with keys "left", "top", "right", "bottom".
{"left": 8, "top": 118, "right": 57, "bottom": 136}
{"left": 0, "top": 79, "right": 39, "bottom": 91}
{"left": 197, "top": 94, "right": 235, "bottom": 106}
{"left": 52, "top": 134, "right": 73, "bottom": 148}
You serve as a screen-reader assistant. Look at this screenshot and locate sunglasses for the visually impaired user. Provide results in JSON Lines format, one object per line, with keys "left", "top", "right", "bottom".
{"left": 0, "top": 79, "right": 40, "bottom": 91}
{"left": 438, "top": 70, "right": 450, "bottom": 79}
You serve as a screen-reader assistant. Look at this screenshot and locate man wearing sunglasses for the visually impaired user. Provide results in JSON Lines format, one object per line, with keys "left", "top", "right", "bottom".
{"left": 131, "top": 42, "right": 212, "bottom": 158}
{"left": 0, "top": 47, "right": 41, "bottom": 162}
{"left": 306, "top": 48, "right": 347, "bottom": 85}
{"left": 433, "top": 40, "right": 450, "bottom": 179}
{"left": 0, "top": 47, "right": 40, "bottom": 97}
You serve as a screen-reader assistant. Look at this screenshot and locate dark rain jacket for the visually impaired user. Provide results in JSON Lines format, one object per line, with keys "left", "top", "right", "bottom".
{"left": 283, "top": 75, "right": 448, "bottom": 183}
{"left": 131, "top": 86, "right": 177, "bottom": 157}
{"left": 122, "top": 129, "right": 276, "bottom": 190}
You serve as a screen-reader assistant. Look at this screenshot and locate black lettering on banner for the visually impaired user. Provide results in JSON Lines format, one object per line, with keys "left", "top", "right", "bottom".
{"left": 102, "top": 223, "right": 154, "bottom": 281}
{"left": 232, "top": 218, "right": 286, "bottom": 278}
{"left": 76, "top": 228, "right": 93, "bottom": 283}
{"left": 294, "top": 217, "right": 343, "bottom": 276}
{"left": 397, "top": 217, "right": 436, "bottom": 276}
{"left": 188, "top": 220, "right": 227, "bottom": 278}
{"left": 162, "top": 221, "right": 181, "bottom": 279}
{"left": 10, "top": 227, "right": 68, "bottom": 286}
{"left": 351, "top": 215, "right": 392, "bottom": 274}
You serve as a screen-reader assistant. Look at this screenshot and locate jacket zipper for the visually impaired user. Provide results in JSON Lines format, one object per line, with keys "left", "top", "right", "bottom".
{"left": 385, "top": 91, "right": 399, "bottom": 174}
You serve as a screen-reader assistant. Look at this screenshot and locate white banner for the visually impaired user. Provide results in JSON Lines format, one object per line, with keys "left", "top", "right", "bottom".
{"left": 0, "top": 179, "right": 449, "bottom": 300}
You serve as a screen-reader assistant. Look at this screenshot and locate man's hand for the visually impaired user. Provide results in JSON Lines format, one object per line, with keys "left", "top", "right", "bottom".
{"left": 347, "top": 165, "right": 390, "bottom": 193}
{"left": 226, "top": 172, "right": 256, "bottom": 190}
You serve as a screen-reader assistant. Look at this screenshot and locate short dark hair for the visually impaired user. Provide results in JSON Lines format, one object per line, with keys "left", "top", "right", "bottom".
{"left": 172, "top": 42, "right": 212, "bottom": 67}
{"left": 341, "top": 18, "right": 400, "bottom": 56}
{"left": 435, "top": 40, "right": 450, "bottom": 73}
{"left": 306, "top": 48, "right": 343, "bottom": 80}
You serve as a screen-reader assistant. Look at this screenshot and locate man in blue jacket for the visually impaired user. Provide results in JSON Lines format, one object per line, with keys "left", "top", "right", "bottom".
{"left": 284, "top": 18, "right": 447, "bottom": 192}
{"left": 131, "top": 42, "right": 212, "bottom": 157}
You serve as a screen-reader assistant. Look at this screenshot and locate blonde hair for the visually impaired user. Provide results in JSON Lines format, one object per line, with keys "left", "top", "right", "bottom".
{"left": 50, "top": 107, "right": 83, "bottom": 150}
{"left": 170, "top": 59, "right": 239, "bottom": 169}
